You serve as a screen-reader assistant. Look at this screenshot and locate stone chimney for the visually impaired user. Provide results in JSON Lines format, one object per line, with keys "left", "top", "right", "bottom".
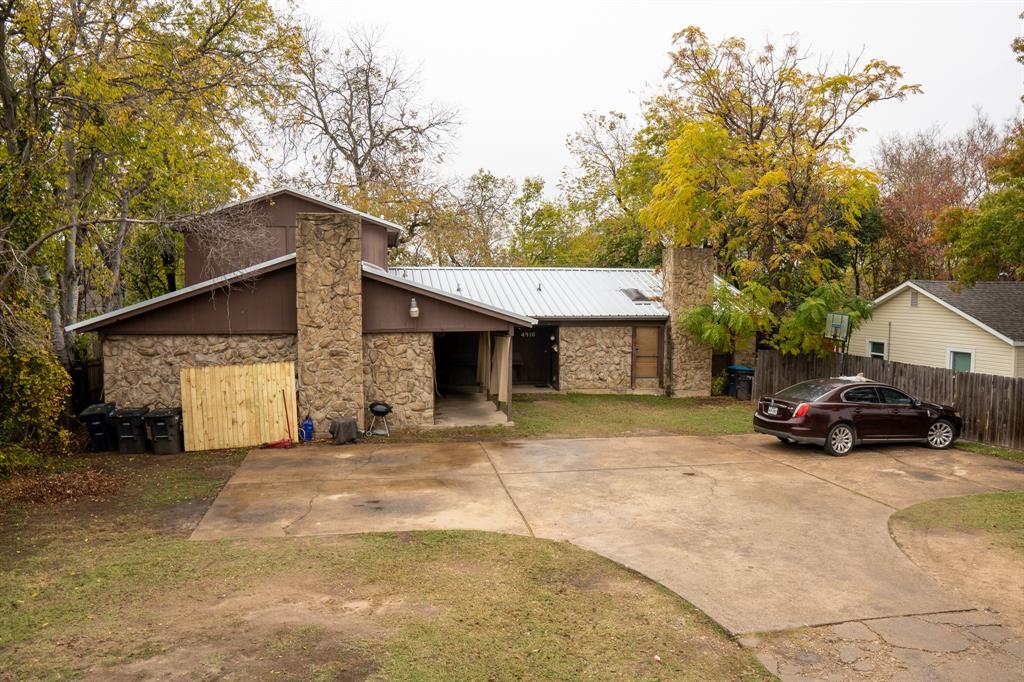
{"left": 295, "top": 212, "right": 365, "bottom": 431}
{"left": 663, "top": 247, "right": 714, "bottom": 397}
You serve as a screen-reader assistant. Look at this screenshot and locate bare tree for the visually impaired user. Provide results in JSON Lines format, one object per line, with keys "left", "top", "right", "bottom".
{"left": 285, "top": 26, "right": 458, "bottom": 200}
{"left": 868, "top": 112, "right": 1004, "bottom": 292}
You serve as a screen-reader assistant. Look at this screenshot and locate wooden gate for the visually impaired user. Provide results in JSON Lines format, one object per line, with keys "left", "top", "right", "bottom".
{"left": 180, "top": 361, "right": 298, "bottom": 451}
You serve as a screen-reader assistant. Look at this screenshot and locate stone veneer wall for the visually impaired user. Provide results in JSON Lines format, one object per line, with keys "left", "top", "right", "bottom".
{"left": 558, "top": 326, "right": 633, "bottom": 392}
{"left": 103, "top": 334, "right": 297, "bottom": 408}
{"left": 363, "top": 333, "right": 435, "bottom": 428}
{"left": 663, "top": 247, "right": 714, "bottom": 397}
{"left": 296, "top": 213, "right": 365, "bottom": 432}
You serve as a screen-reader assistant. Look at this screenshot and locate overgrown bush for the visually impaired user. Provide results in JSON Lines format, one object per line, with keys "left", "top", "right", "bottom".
{"left": 0, "top": 299, "right": 73, "bottom": 476}
{"left": 0, "top": 443, "right": 48, "bottom": 477}
{"left": 711, "top": 370, "right": 728, "bottom": 396}
{"left": 0, "top": 343, "right": 71, "bottom": 445}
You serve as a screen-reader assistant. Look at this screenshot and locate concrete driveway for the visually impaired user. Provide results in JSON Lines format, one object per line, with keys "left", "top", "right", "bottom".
{"left": 193, "top": 434, "right": 1024, "bottom": 635}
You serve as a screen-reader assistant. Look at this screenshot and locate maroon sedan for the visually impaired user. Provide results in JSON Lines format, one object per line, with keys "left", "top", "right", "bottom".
{"left": 753, "top": 378, "right": 962, "bottom": 456}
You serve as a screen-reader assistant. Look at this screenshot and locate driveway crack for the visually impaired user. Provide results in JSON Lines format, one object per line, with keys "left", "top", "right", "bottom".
{"left": 478, "top": 442, "right": 535, "bottom": 537}
{"left": 282, "top": 482, "right": 323, "bottom": 536}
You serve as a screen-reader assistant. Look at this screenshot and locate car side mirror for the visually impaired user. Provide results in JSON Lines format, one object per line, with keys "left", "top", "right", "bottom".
{"left": 912, "top": 399, "right": 922, "bottom": 407}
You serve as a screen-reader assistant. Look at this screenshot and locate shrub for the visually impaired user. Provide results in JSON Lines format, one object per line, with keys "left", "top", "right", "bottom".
{"left": 0, "top": 443, "right": 48, "bottom": 477}
{"left": 711, "top": 370, "right": 728, "bottom": 396}
{"left": 0, "top": 310, "right": 72, "bottom": 476}
{"left": 0, "top": 343, "right": 71, "bottom": 444}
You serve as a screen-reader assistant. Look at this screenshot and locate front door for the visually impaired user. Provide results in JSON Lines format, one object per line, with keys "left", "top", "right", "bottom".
{"left": 633, "top": 327, "right": 660, "bottom": 386}
{"left": 513, "top": 326, "right": 555, "bottom": 387}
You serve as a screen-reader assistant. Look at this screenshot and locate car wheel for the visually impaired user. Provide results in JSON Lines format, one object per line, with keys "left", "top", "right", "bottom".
{"left": 926, "top": 419, "right": 956, "bottom": 449}
{"left": 825, "top": 423, "right": 855, "bottom": 457}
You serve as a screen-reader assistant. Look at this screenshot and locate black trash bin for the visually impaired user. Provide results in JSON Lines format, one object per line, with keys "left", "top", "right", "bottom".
{"left": 735, "top": 374, "right": 753, "bottom": 401}
{"left": 79, "top": 402, "right": 117, "bottom": 452}
{"left": 725, "top": 364, "right": 755, "bottom": 397}
{"left": 112, "top": 407, "right": 149, "bottom": 454}
{"left": 145, "top": 407, "right": 184, "bottom": 454}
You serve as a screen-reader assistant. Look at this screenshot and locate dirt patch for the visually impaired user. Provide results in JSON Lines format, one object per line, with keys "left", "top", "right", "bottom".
{"left": 891, "top": 522, "right": 1024, "bottom": 635}
{"left": 0, "top": 469, "right": 124, "bottom": 504}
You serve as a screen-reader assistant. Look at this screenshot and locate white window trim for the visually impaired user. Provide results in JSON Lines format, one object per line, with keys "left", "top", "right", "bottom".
{"left": 866, "top": 339, "right": 888, "bottom": 360}
{"left": 946, "top": 347, "right": 976, "bottom": 372}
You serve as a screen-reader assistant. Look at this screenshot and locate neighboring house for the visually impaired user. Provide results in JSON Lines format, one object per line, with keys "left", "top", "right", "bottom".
{"left": 848, "top": 280, "right": 1024, "bottom": 378}
{"left": 67, "top": 188, "right": 725, "bottom": 431}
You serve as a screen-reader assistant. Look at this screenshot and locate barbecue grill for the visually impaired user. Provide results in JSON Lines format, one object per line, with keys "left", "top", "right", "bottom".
{"left": 366, "top": 401, "right": 392, "bottom": 437}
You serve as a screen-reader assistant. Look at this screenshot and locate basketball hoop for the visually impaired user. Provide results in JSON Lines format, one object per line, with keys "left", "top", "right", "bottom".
{"left": 824, "top": 311, "right": 852, "bottom": 374}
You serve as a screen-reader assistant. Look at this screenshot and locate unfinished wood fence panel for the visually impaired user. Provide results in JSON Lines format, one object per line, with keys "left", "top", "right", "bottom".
{"left": 753, "top": 350, "right": 1024, "bottom": 449}
{"left": 181, "top": 361, "right": 297, "bottom": 451}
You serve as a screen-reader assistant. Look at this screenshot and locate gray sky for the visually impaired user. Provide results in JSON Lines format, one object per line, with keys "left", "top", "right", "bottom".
{"left": 302, "top": 0, "right": 1022, "bottom": 187}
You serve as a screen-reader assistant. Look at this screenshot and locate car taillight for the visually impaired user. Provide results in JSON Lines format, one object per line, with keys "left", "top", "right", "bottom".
{"left": 793, "top": 402, "right": 809, "bottom": 418}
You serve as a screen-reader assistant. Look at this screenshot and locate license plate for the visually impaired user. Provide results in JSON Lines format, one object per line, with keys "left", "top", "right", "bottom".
{"left": 766, "top": 406, "right": 778, "bottom": 416}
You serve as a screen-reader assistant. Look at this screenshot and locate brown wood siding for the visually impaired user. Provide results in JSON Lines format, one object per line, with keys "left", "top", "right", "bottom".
{"left": 361, "top": 221, "right": 388, "bottom": 268}
{"left": 102, "top": 266, "right": 297, "bottom": 335}
{"left": 183, "top": 193, "right": 403, "bottom": 285}
{"left": 185, "top": 196, "right": 391, "bottom": 285}
{"left": 362, "top": 278, "right": 511, "bottom": 333}
{"left": 185, "top": 195, "right": 339, "bottom": 285}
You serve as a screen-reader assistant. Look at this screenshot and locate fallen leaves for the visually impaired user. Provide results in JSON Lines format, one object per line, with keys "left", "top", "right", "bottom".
{"left": 1, "top": 469, "right": 124, "bottom": 504}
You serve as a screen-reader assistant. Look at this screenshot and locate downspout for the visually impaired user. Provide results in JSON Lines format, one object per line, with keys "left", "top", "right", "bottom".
{"left": 506, "top": 324, "right": 514, "bottom": 422}
{"left": 887, "top": 322, "right": 892, "bottom": 361}
{"left": 665, "top": 319, "right": 674, "bottom": 396}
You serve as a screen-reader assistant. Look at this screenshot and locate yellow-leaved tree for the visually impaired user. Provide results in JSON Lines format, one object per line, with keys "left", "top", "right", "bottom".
{"left": 643, "top": 27, "right": 919, "bottom": 353}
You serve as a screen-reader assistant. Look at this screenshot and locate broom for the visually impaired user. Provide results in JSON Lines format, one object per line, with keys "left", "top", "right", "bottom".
{"left": 263, "top": 389, "right": 294, "bottom": 449}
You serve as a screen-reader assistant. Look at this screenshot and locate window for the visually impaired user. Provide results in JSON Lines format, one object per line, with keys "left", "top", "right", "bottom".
{"left": 867, "top": 340, "right": 887, "bottom": 360}
{"left": 878, "top": 387, "right": 913, "bottom": 405}
{"left": 947, "top": 349, "right": 975, "bottom": 373}
{"left": 910, "top": 291, "right": 919, "bottom": 307}
{"left": 843, "top": 387, "right": 880, "bottom": 403}
{"left": 776, "top": 380, "right": 836, "bottom": 402}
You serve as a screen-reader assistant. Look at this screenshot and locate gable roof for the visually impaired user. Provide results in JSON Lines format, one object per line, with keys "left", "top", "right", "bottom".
{"left": 362, "top": 262, "right": 536, "bottom": 326}
{"left": 65, "top": 254, "right": 536, "bottom": 334}
{"left": 65, "top": 253, "right": 297, "bottom": 334}
{"left": 389, "top": 266, "right": 736, "bottom": 321}
{"left": 874, "top": 280, "right": 1024, "bottom": 345}
{"left": 217, "top": 187, "right": 404, "bottom": 243}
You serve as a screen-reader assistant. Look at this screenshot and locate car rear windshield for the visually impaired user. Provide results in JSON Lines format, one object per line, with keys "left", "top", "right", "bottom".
{"left": 775, "top": 380, "right": 835, "bottom": 402}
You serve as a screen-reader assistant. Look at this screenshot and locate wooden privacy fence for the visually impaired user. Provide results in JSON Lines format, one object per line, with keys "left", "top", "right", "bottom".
{"left": 181, "top": 361, "right": 298, "bottom": 452}
{"left": 753, "top": 350, "right": 1024, "bottom": 449}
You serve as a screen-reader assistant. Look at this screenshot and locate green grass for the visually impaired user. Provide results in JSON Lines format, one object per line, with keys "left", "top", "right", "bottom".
{"left": 955, "top": 440, "right": 1024, "bottom": 464}
{"left": 398, "top": 393, "right": 754, "bottom": 442}
{"left": 892, "top": 491, "right": 1024, "bottom": 555}
{"left": 0, "top": 448, "right": 770, "bottom": 681}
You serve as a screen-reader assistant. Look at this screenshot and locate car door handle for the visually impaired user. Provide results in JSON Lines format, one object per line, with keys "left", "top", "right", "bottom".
{"left": 889, "top": 409, "right": 900, "bottom": 414}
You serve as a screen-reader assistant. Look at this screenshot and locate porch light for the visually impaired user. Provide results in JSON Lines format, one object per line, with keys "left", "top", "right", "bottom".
{"left": 409, "top": 297, "right": 420, "bottom": 318}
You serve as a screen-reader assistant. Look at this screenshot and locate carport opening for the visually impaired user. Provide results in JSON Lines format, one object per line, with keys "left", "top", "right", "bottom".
{"left": 433, "top": 331, "right": 508, "bottom": 426}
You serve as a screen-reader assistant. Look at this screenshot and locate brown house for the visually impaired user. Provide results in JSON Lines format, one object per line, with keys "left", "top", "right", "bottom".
{"left": 67, "top": 188, "right": 720, "bottom": 432}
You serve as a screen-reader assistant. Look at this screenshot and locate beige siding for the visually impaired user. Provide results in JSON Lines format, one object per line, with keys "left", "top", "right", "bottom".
{"left": 1016, "top": 346, "right": 1024, "bottom": 378}
{"left": 849, "top": 288, "right": 1016, "bottom": 376}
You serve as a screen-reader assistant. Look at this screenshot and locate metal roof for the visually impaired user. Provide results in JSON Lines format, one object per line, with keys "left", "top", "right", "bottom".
{"left": 362, "top": 262, "right": 537, "bottom": 326}
{"left": 66, "top": 255, "right": 538, "bottom": 333}
{"left": 389, "top": 267, "right": 686, "bottom": 320}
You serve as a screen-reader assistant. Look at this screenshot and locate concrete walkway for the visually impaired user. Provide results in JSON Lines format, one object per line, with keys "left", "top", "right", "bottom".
{"left": 193, "top": 434, "right": 1024, "bottom": 637}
